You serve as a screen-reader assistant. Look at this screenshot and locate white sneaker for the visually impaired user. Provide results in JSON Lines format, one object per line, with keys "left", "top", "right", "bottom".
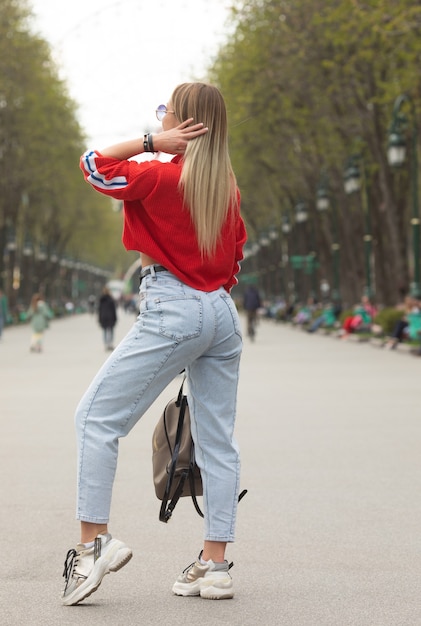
{"left": 62, "top": 533, "right": 132, "bottom": 605}
{"left": 172, "top": 552, "right": 234, "bottom": 599}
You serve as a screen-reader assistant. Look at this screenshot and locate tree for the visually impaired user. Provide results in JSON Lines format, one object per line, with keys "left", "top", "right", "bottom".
{"left": 0, "top": 0, "right": 132, "bottom": 308}
{"left": 212, "top": 0, "right": 421, "bottom": 304}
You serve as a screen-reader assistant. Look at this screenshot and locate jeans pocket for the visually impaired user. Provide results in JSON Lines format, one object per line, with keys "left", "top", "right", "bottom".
{"left": 220, "top": 292, "right": 242, "bottom": 338}
{"left": 155, "top": 295, "right": 203, "bottom": 341}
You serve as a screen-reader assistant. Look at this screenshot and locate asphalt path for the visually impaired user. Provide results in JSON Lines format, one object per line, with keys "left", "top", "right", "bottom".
{"left": 1, "top": 311, "right": 420, "bottom": 626}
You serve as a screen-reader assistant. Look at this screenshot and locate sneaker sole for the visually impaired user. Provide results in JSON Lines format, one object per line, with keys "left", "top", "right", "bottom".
{"left": 200, "top": 585, "right": 234, "bottom": 600}
{"left": 63, "top": 546, "right": 132, "bottom": 606}
{"left": 172, "top": 581, "right": 201, "bottom": 597}
{"left": 172, "top": 576, "right": 234, "bottom": 600}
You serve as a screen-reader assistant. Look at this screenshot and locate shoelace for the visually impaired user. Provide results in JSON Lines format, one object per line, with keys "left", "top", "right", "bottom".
{"left": 182, "top": 560, "right": 197, "bottom": 574}
{"left": 182, "top": 558, "right": 234, "bottom": 574}
{"left": 62, "top": 549, "right": 78, "bottom": 585}
{"left": 62, "top": 539, "right": 103, "bottom": 586}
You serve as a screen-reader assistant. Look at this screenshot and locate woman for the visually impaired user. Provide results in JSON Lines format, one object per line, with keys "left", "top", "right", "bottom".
{"left": 98, "top": 287, "right": 117, "bottom": 350}
{"left": 62, "top": 83, "right": 247, "bottom": 605}
{"left": 26, "top": 293, "right": 52, "bottom": 352}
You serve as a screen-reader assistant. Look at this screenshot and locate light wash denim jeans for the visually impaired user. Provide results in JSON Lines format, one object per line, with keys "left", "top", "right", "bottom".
{"left": 75, "top": 269, "right": 243, "bottom": 542}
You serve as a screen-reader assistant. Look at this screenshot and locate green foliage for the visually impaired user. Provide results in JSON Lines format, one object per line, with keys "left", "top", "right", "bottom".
{"left": 210, "top": 0, "right": 421, "bottom": 304}
{"left": 0, "top": 0, "right": 131, "bottom": 301}
{"left": 373, "top": 307, "right": 404, "bottom": 335}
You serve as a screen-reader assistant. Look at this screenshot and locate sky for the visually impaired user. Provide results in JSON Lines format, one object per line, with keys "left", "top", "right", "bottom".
{"left": 29, "top": 0, "right": 234, "bottom": 149}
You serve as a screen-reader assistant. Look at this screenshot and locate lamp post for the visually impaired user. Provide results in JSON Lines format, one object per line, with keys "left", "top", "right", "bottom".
{"left": 5, "top": 226, "right": 17, "bottom": 308}
{"left": 295, "top": 201, "right": 308, "bottom": 224}
{"left": 242, "top": 241, "right": 258, "bottom": 286}
{"left": 35, "top": 244, "right": 48, "bottom": 293}
{"left": 49, "top": 250, "right": 59, "bottom": 304}
{"left": 268, "top": 225, "right": 282, "bottom": 297}
{"left": 295, "top": 201, "right": 318, "bottom": 300}
{"left": 258, "top": 232, "right": 270, "bottom": 298}
{"left": 344, "top": 154, "right": 373, "bottom": 299}
{"left": 293, "top": 203, "right": 308, "bottom": 301}
{"left": 387, "top": 93, "right": 420, "bottom": 298}
{"left": 22, "top": 235, "right": 33, "bottom": 305}
{"left": 316, "top": 174, "right": 341, "bottom": 302}
{"left": 281, "top": 215, "right": 291, "bottom": 237}
{"left": 343, "top": 157, "right": 361, "bottom": 195}
{"left": 281, "top": 214, "right": 294, "bottom": 301}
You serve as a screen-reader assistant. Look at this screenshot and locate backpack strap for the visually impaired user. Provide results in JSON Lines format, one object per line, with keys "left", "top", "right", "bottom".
{"left": 160, "top": 468, "right": 189, "bottom": 522}
{"left": 159, "top": 388, "right": 189, "bottom": 523}
{"left": 188, "top": 442, "right": 204, "bottom": 518}
{"left": 159, "top": 376, "right": 248, "bottom": 523}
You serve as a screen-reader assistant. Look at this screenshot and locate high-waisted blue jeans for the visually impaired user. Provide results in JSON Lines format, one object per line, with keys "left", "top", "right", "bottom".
{"left": 75, "top": 269, "right": 243, "bottom": 542}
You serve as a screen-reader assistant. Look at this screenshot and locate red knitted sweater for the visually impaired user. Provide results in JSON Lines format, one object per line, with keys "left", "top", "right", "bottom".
{"left": 80, "top": 151, "right": 246, "bottom": 292}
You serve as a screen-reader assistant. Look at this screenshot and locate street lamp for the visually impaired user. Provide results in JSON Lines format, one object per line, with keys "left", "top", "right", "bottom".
{"left": 316, "top": 173, "right": 341, "bottom": 301}
{"left": 294, "top": 201, "right": 318, "bottom": 299}
{"left": 259, "top": 232, "right": 270, "bottom": 247}
{"left": 387, "top": 128, "right": 406, "bottom": 167}
{"left": 344, "top": 154, "right": 373, "bottom": 299}
{"left": 295, "top": 201, "right": 308, "bottom": 223}
{"left": 22, "top": 235, "right": 33, "bottom": 304}
{"left": 316, "top": 176, "right": 330, "bottom": 213}
{"left": 37, "top": 245, "right": 48, "bottom": 262}
{"left": 281, "top": 215, "right": 291, "bottom": 235}
{"left": 268, "top": 224, "right": 283, "bottom": 297}
{"left": 4, "top": 226, "right": 17, "bottom": 306}
{"left": 343, "top": 157, "right": 361, "bottom": 195}
{"left": 6, "top": 227, "right": 17, "bottom": 252}
{"left": 242, "top": 241, "right": 254, "bottom": 260}
{"left": 258, "top": 232, "right": 270, "bottom": 297}
{"left": 387, "top": 93, "right": 420, "bottom": 298}
{"left": 241, "top": 241, "right": 259, "bottom": 287}
{"left": 23, "top": 237, "right": 33, "bottom": 257}
{"left": 281, "top": 214, "right": 295, "bottom": 301}
{"left": 316, "top": 185, "right": 330, "bottom": 212}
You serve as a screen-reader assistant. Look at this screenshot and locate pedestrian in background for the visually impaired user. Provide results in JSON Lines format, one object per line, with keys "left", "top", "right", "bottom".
{"left": 88, "top": 294, "right": 96, "bottom": 315}
{"left": 98, "top": 287, "right": 117, "bottom": 351}
{"left": 243, "top": 284, "right": 261, "bottom": 340}
{"left": 26, "top": 293, "right": 53, "bottom": 353}
{"left": 62, "top": 82, "right": 246, "bottom": 607}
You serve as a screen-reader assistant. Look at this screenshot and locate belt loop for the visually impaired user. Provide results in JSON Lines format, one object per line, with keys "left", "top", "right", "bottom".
{"left": 150, "top": 265, "right": 157, "bottom": 280}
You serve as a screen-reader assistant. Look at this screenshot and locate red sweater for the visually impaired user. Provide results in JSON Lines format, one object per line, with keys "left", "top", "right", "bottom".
{"left": 80, "top": 151, "right": 247, "bottom": 292}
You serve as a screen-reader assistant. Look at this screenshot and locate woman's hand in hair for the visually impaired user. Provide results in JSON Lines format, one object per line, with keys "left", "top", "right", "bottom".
{"left": 154, "top": 119, "right": 208, "bottom": 155}
{"left": 99, "top": 120, "right": 208, "bottom": 160}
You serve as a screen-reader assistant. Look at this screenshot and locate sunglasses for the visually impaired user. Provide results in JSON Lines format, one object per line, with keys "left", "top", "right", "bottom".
{"left": 155, "top": 104, "right": 175, "bottom": 122}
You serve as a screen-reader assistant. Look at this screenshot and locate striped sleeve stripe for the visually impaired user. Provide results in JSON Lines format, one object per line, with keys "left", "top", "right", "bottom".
{"left": 82, "top": 150, "right": 128, "bottom": 191}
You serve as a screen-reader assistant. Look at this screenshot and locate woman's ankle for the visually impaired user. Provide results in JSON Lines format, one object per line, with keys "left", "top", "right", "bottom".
{"left": 80, "top": 522, "right": 108, "bottom": 543}
{"left": 202, "top": 540, "right": 227, "bottom": 563}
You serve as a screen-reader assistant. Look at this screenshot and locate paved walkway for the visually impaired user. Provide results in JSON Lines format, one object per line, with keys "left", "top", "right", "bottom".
{"left": 0, "top": 313, "right": 420, "bottom": 626}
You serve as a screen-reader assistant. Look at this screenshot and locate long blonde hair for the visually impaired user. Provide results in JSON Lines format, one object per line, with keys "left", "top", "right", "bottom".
{"left": 172, "top": 83, "right": 238, "bottom": 258}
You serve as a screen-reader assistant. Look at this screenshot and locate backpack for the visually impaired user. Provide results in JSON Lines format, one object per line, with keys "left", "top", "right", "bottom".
{"left": 152, "top": 379, "right": 203, "bottom": 523}
{"left": 152, "top": 378, "right": 247, "bottom": 523}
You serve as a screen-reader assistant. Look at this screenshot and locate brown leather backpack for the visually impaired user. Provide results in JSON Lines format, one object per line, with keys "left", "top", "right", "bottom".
{"left": 152, "top": 377, "right": 247, "bottom": 523}
{"left": 152, "top": 379, "right": 203, "bottom": 523}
